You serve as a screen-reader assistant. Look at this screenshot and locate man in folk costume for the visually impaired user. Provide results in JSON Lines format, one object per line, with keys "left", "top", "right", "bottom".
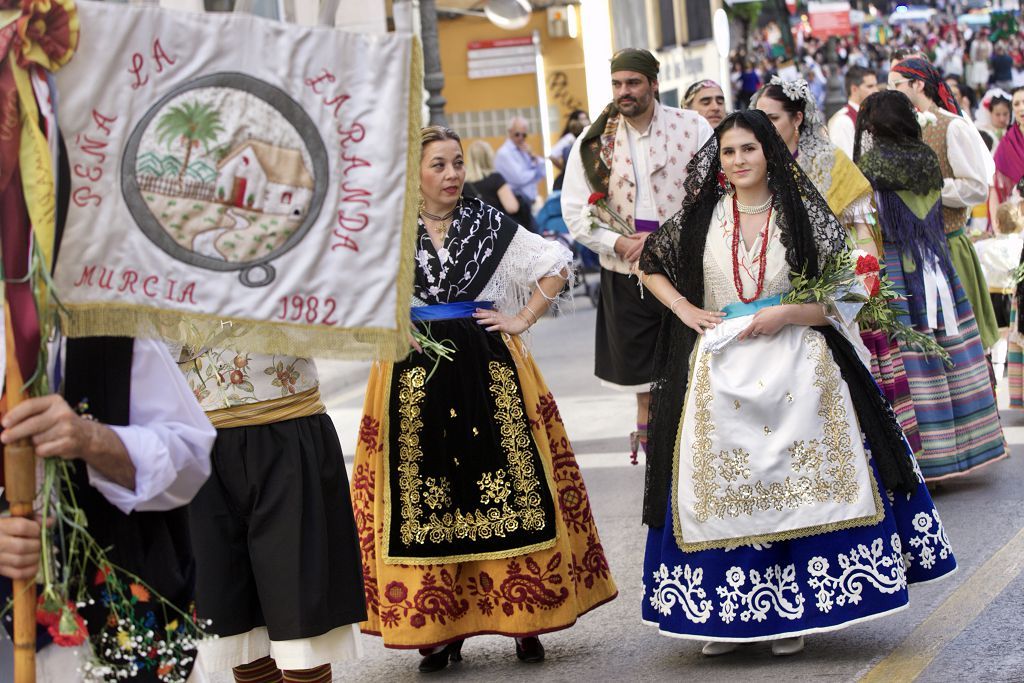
{"left": 179, "top": 350, "right": 366, "bottom": 683}
{"left": 890, "top": 58, "right": 1003, "bottom": 353}
{"left": 0, "top": 337, "right": 216, "bottom": 681}
{"left": 826, "top": 66, "right": 878, "bottom": 159}
{"left": 561, "top": 48, "right": 713, "bottom": 464}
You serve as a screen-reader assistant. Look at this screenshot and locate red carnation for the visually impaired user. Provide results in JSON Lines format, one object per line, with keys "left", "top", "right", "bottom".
{"left": 36, "top": 594, "right": 62, "bottom": 628}
{"left": 855, "top": 253, "right": 880, "bottom": 275}
{"left": 49, "top": 603, "right": 88, "bottom": 647}
{"left": 587, "top": 192, "right": 607, "bottom": 205}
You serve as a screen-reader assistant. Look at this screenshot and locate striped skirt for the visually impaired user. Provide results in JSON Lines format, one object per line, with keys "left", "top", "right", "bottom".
{"left": 883, "top": 245, "right": 1007, "bottom": 479}
{"left": 859, "top": 328, "right": 923, "bottom": 457}
{"left": 1008, "top": 299, "right": 1023, "bottom": 408}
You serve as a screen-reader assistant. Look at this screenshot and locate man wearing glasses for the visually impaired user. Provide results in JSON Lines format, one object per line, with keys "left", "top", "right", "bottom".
{"left": 494, "top": 116, "right": 546, "bottom": 229}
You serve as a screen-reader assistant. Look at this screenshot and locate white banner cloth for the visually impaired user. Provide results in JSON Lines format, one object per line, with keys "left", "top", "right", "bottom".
{"left": 52, "top": 2, "right": 419, "bottom": 359}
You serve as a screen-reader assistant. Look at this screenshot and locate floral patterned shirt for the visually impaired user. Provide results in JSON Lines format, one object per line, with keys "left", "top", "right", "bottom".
{"left": 179, "top": 350, "right": 319, "bottom": 411}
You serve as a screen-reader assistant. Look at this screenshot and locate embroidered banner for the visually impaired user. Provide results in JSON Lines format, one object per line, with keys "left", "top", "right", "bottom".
{"left": 52, "top": 2, "right": 420, "bottom": 359}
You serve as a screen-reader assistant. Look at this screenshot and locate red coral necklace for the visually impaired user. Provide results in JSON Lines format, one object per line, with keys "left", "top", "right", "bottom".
{"left": 731, "top": 194, "right": 773, "bottom": 304}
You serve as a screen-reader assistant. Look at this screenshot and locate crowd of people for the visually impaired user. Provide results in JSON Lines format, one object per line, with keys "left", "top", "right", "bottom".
{"left": 3, "top": 33, "right": 1024, "bottom": 683}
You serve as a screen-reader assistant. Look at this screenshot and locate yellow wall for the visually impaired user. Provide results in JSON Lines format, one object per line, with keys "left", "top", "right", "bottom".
{"left": 437, "top": 11, "right": 589, "bottom": 158}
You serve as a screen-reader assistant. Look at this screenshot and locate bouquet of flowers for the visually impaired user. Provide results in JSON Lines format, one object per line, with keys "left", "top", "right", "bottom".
{"left": 580, "top": 191, "right": 633, "bottom": 235}
{"left": 784, "top": 249, "right": 952, "bottom": 365}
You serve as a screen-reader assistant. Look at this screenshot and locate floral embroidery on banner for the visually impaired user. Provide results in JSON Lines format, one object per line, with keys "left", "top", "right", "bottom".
{"left": 907, "top": 511, "right": 952, "bottom": 570}
{"left": 715, "top": 564, "right": 805, "bottom": 623}
{"left": 648, "top": 564, "right": 713, "bottom": 623}
{"left": 806, "top": 534, "right": 907, "bottom": 614}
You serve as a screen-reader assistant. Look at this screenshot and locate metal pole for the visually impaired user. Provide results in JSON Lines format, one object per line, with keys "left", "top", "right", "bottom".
{"left": 419, "top": 0, "right": 448, "bottom": 125}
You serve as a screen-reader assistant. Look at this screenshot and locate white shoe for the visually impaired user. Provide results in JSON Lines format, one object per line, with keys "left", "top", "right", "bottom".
{"left": 771, "top": 636, "right": 804, "bottom": 656}
{"left": 701, "top": 641, "right": 738, "bottom": 656}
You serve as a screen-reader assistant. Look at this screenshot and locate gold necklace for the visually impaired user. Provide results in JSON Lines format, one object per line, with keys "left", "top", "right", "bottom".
{"left": 420, "top": 214, "right": 452, "bottom": 236}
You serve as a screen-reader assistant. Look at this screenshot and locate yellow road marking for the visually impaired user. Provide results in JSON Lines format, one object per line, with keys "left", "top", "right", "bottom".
{"left": 859, "top": 525, "right": 1024, "bottom": 683}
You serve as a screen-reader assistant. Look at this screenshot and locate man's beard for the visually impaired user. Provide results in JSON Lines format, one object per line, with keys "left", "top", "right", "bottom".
{"left": 618, "top": 97, "right": 648, "bottom": 116}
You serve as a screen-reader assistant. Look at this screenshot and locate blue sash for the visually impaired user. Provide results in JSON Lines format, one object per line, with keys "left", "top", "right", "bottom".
{"left": 721, "top": 294, "right": 783, "bottom": 320}
{"left": 411, "top": 300, "right": 494, "bottom": 322}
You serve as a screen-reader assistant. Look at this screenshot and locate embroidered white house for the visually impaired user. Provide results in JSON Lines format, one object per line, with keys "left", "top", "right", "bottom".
{"left": 215, "top": 139, "right": 314, "bottom": 216}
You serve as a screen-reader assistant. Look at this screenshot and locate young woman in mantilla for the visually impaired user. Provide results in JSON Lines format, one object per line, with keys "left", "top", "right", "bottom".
{"left": 637, "top": 110, "right": 956, "bottom": 655}
{"left": 351, "top": 126, "right": 617, "bottom": 672}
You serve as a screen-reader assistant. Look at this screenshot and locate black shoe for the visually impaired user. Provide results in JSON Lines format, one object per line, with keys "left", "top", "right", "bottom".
{"left": 515, "top": 636, "right": 545, "bottom": 663}
{"left": 418, "top": 640, "right": 464, "bottom": 673}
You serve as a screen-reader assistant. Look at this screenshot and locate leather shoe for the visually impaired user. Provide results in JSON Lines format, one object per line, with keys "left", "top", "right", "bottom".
{"left": 418, "top": 640, "right": 464, "bottom": 673}
{"left": 515, "top": 636, "right": 545, "bottom": 663}
{"left": 701, "top": 641, "right": 738, "bottom": 656}
{"left": 771, "top": 636, "right": 804, "bottom": 656}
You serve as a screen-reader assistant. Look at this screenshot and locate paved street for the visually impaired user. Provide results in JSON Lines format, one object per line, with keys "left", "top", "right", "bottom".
{"left": 314, "top": 300, "right": 1024, "bottom": 683}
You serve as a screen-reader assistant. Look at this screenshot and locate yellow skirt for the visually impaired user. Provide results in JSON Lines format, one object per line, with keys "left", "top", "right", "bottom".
{"left": 351, "top": 336, "right": 618, "bottom": 648}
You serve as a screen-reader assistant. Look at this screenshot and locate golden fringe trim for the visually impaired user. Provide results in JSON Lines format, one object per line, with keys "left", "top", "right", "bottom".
{"left": 380, "top": 335, "right": 559, "bottom": 566}
{"left": 58, "top": 38, "right": 425, "bottom": 363}
{"left": 392, "top": 36, "right": 422, "bottom": 353}
{"left": 671, "top": 346, "right": 886, "bottom": 553}
{"left": 59, "top": 303, "right": 407, "bottom": 361}
{"left": 206, "top": 386, "right": 325, "bottom": 429}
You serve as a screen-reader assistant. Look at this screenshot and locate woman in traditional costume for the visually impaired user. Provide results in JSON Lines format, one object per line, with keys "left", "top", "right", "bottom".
{"left": 638, "top": 110, "right": 956, "bottom": 656}
{"left": 351, "top": 126, "right": 617, "bottom": 672}
{"left": 754, "top": 77, "right": 924, "bottom": 460}
{"left": 854, "top": 91, "right": 1008, "bottom": 480}
{"left": 993, "top": 87, "right": 1024, "bottom": 407}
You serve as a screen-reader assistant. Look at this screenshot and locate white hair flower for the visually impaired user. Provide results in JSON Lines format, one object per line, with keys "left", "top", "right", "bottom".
{"left": 770, "top": 75, "right": 812, "bottom": 104}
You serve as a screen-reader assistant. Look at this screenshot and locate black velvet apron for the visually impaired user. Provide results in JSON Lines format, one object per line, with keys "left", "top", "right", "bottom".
{"left": 383, "top": 198, "right": 557, "bottom": 564}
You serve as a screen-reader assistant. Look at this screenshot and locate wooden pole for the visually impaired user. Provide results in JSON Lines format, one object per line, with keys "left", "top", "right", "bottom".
{"left": 4, "top": 302, "right": 36, "bottom": 683}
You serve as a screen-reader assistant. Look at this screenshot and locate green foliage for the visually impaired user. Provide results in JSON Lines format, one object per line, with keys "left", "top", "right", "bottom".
{"left": 725, "top": 0, "right": 763, "bottom": 27}
{"left": 155, "top": 100, "right": 225, "bottom": 152}
{"left": 784, "top": 251, "right": 952, "bottom": 366}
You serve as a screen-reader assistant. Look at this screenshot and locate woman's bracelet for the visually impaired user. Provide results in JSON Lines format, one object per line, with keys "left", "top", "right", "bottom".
{"left": 516, "top": 311, "right": 534, "bottom": 327}
{"left": 669, "top": 295, "right": 687, "bottom": 315}
{"left": 523, "top": 302, "right": 541, "bottom": 322}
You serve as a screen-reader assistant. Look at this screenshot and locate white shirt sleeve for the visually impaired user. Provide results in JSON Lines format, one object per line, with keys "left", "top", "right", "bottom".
{"left": 943, "top": 117, "right": 993, "bottom": 208}
{"left": 696, "top": 115, "right": 714, "bottom": 147}
{"left": 88, "top": 338, "right": 215, "bottom": 514}
{"left": 560, "top": 135, "right": 623, "bottom": 255}
{"left": 828, "top": 114, "right": 856, "bottom": 160}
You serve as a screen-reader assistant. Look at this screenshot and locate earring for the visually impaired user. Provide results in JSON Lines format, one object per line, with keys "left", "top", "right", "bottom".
{"left": 717, "top": 170, "right": 733, "bottom": 195}
{"left": 766, "top": 170, "right": 773, "bottom": 187}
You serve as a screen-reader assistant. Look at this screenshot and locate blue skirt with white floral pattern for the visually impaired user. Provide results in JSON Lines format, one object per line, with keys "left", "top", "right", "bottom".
{"left": 641, "top": 461, "right": 957, "bottom": 642}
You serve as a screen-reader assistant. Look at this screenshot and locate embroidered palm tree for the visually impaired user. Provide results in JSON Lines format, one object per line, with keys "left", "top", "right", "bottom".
{"left": 155, "top": 100, "right": 225, "bottom": 185}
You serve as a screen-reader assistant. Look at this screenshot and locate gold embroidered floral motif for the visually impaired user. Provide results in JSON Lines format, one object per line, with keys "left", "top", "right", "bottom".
{"left": 423, "top": 476, "right": 451, "bottom": 510}
{"left": 478, "top": 470, "right": 511, "bottom": 505}
{"left": 690, "top": 331, "right": 863, "bottom": 523}
{"left": 733, "top": 400, "right": 741, "bottom": 410}
{"left": 786, "top": 391, "right": 794, "bottom": 403}
{"left": 394, "top": 362, "right": 547, "bottom": 549}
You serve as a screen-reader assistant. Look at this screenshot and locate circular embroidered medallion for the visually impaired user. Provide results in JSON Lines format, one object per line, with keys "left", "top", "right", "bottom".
{"left": 122, "top": 73, "right": 328, "bottom": 287}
